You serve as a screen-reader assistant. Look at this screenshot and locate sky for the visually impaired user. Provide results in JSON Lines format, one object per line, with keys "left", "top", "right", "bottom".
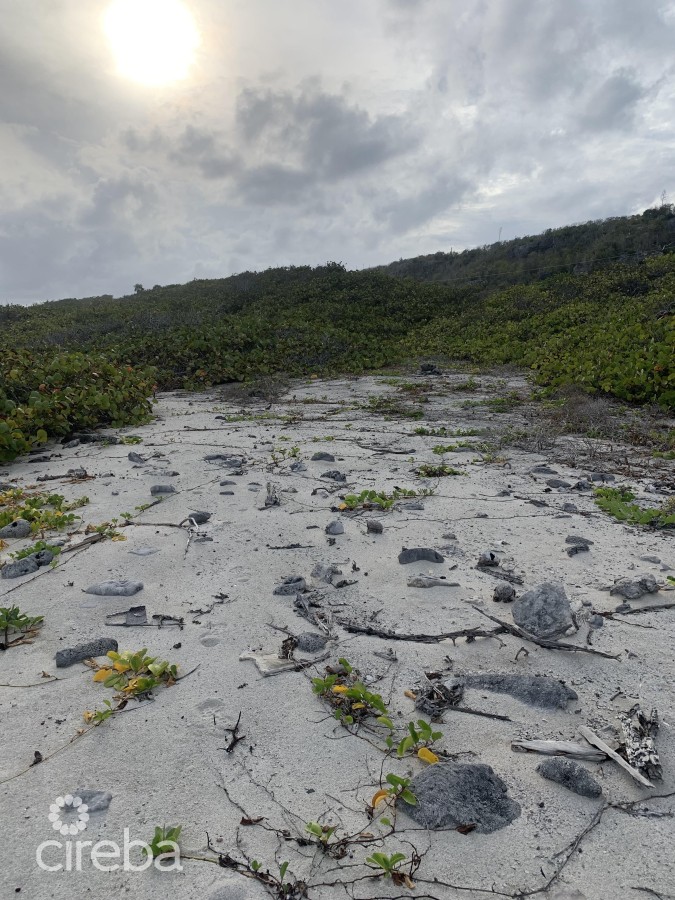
{"left": 2, "top": 0, "right": 675, "bottom": 304}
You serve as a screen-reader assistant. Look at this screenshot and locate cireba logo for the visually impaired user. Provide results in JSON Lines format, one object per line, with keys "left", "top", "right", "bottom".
{"left": 36, "top": 796, "right": 182, "bottom": 872}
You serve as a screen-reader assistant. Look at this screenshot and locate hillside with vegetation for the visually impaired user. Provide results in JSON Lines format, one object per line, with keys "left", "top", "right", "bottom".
{"left": 1, "top": 210, "right": 674, "bottom": 460}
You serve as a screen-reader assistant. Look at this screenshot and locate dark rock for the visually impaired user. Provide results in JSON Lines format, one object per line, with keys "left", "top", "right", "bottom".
{"left": 67, "top": 468, "right": 87, "bottom": 478}
{"left": 536, "top": 758, "right": 602, "bottom": 798}
{"left": 614, "top": 602, "right": 632, "bottom": 614}
{"left": 150, "top": 484, "right": 176, "bottom": 495}
{"left": 0, "top": 518, "right": 32, "bottom": 539}
{"left": 493, "top": 583, "right": 516, "bottom": 603}
{"left": 588, "top": 614, "right": 604, "bottom": 628}
{"left": 399, "top": 762, "right": 521, "bottom": 832}
{"left": 84, "top": 580, "right": 143, "bottom": 596}
{"left": 56, "top": 639, "right": 119, "bottom": 668}
{"left": 32, "top": 549, "right": 55, "bottom": 567}
{"left": 401, "top": 500, "right": 425, "bottom": 511}
{"left": 1, "top": 557, "right": 39, "bottom": 579}
{"left": 531, "top": 466, "right": 558, "bottom": 475}
{"left": 588, "top": 472, "right": 615, "bottom": 483}
{"left": 325, "top": 521, "right": 344, "bottom": 535}
{"left": 610, "top": 575, "right": 659, "bottom": 600}
{"left": 562, "top": 502, "right": 578, "bottom": 513}
{"left": 527, "top": 499, "right": 549, "bottom": 508}
{"left": 273, "top": 575, "right": 306, "bottom": 595}
{"left": 565, "top": 535, "right": 594, "bottom": 546}
{"left": 546, "top": 478, "right": 571, "bottom": 489}
{"left": 567, "top": 544, "right": 590, "bottom": 557}
{"left": 311, "top": 562, "right": 342, "bottom": 583}
{"left": 290, "top": 461, "right": 307, "bottom": 472}
{"left": 398, "top": 548, "right": 444, "bottom": 565}
{"left": 321, "top": 470, "right": 346, "bottom": 482}
{"left": 128, "top": 452, "right": 146, "bottom": 464}
{"left": 449, "top": 674, "right": 577, "bottom": 710}
{"left": 511, "top": 582, "right": 574, "bottom": 638}
{"left": 311, "top": 452, "right": 335, "bottom": 462}
{"left": 0, "top": 482, "right": 16, "bottom": 491}
{"left": 63, "top": 440, "right": 80, "bottom": 449}
{"left": 639, "top": 555, "right": 661, "bottom": 564}
{"left": 295, "top": 633, "right": 329, "bottom": 653}
{"left": 571, "top": 480, "right": 592, "bottom": 491}
{"left": 420, "top": 363, "right": 442, "bottom": 375}
{"left": 204, "top": 454, "right": 244, "bottom": 467}
{"left": 367, "top": 520, "right": 383, "bottom": 534}
{"left": 181, "top": 511, "right": 211, "bottom": 525}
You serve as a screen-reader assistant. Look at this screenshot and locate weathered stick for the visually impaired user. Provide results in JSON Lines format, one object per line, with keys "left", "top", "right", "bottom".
{"left": 578, "top": 725, "right": 652, "bottom": 787}
{"left": 337, "top": 620, "right": 503, "bottom": 644}
{"left": 512, "top": 739, "right": 607, "bottom": 762}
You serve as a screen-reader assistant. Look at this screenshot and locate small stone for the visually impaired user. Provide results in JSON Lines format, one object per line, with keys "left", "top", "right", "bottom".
{"left": 63, "top": 439, "right": 80, "bottom": 449}
{"left": 420, "top": 363, "right": 442, "bottom": 375}
{"left": 325, "top": 521, "right": 344, "bottom": 535}
{"left": 588, "top": 472, "right": 615, "bottom": 483}
{"left": 321, "top": 470, "right": 346, "bottom": 482}
{"left": 407, "top": 575, "right": 459, "bottom": 588}
{"left": 531, "top": 466, "right": 558, "bottom": 475}
{"left": 399, "top": 762, "right": 520, "bottom": 833}
{"left": 588, "top": 614, "right": 604, "bottom": 628}
{"left": 639, "top": 555, "right": 661, "bottom": 564}
{"left": 150, "top": 484, "right": 176, "bottom": 495}
{"left": 546, "top": 478, "right": 571, "bottom": 489}
{"left": 55, "top": 639, "right": 119, "bottom": 668}
{"left": 128, "top": 452, "right": 145, "bottom": 464}
{"left": 67, "top": 467, "right": 87, "bottom": 478}
{"left": 442, "top": 532, "right": 457, "bottom": 540}
{"left": 295, "top": 633, "right": 329, "bottom": 653}
{"left": 290, "top": 461, "right": 307, "bottom": 472}
{"left": 220, "top": 480, "right": 236, "bottom": 486}
{"left": 477, "top": 551, "right": 499, "bottom": 567}
{"left": 562, "top": 502, "right": 578, "bottom": 513}
{"left": 567, "top": 544, "right": 590, "bottom": 557}
{"left": 273, "top": 575, "right": 306, "bottom": 595}
{"left": 182, "top": 511, "right": 211, "bottom": 525}
{"left": 204, "top": 454, "right": 244, "bottom": 467}
{"left": 84, "top": 580, "right": 144, "bottom": 596}
{"left": 493, "top": 583, "right": 516, "bottom": 603}
{"left": 32, "top": 549, "right": 54, "bottom": 567}
{"left": 1, "top": 557, "right": 39, "bottom": 579}
{"left": 475, "top": 512, "right": 489, "bottom": 518}
{"left": 610, "top": 575, "right": 659, "bottom": 600}
{"left": 536, "top": 758, "right": 602, "bottom": 798}
{"left": 571, "top": 480, "right": 592, "bottom": 491}
{"left": 400, "top": 500, "right": 425, "bottom": 510}
{"left": 398, "top": 548, "right": 444, "bottom": 565}
{"left": 614, "top": 602, "right": 632, "bottom": 614}
{"left": 0, "top": 518, "right": 32, "bottom": 539}
{"left": 512, "top": 582, "right": 574, "bottom": 639}
{"left": 367, "top": 520, "right": 383, "bottom": 534}
{"left": 450, "top": 674, "right": 577, "bottom": 709}
{"left": 565, "top": 535, "right": 594, "bottom": 546}
{"left": 74, "top": 790, "right": 113, "bottom": 812}
{"left": 311, "top": 452, "right": 335, "bottom": 462}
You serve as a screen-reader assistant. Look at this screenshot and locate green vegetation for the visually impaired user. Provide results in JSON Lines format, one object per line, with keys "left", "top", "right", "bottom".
{"left": 0, "top": 605, "right": 44, "bottom": 649}
{"left": 2, "top": 212, "right": 674, "bottom": 460}
{"left": 417, "top": 464, "right": 464, "bottom": 477}
{"left": 593, "top": 487, "right": 675, "bottom": 528}
{"left": 0, "top": 488, "right": 89, "bottom": 535}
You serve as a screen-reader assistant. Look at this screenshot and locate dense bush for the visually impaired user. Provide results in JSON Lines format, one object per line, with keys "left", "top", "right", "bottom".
{"left": 0, "top": 351, "right": 155, "bottom": 461}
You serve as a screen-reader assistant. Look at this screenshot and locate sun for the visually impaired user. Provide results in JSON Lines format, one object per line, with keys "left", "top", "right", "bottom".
{"left": 104, "top": 0, "right": 200, "bottom": 87}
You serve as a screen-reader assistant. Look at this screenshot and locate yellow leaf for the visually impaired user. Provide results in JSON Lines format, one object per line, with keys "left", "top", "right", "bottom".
{"left": 352, "top": 702, "right": 366, "bottom": 710}
{"left": 338, "top": 503, "right": 347, "bottom": 511}
{"left": 371, "top": 789, "right": 389, "bottom": 808}
{"left": 93, "top": 668, "right": 113, "bottom": 682}
{"left": 417, "top": 747, "right": 439, "bottom": 764}
{"left": 111, "top": 534, "right": 127, "bottom": 542}
{"left": 83, "top": 711, "right": 94, "bottom": 723}
{"left": 113, "top": 662, "right": 130, "bottom": 673}
{"left": 332, "top": 685, "right": 348, "bottom": 693}
{"left": 404, "top": 690, "right": 417, "bottom": 700}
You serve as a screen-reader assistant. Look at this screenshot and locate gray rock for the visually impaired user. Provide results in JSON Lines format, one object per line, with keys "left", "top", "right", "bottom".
{"left": 128, "top": 452, "right": 145, "bottom": 464}
{"left": 407, "top": 575, "right": 459, "bottom": 588}
{"left": 547, "top": 478, "right": 571, "bottom": 489}
{"left": 536, "top": 758, "right": 602, "bottom": 798}
{"left": 67, "top": 468, "right": 87, "bottom": 478}
{"left": 588, "top": 472, "right": 615, "bottom": 483}
{"left": 311, "top": 451, "right": 335, "bottom": 462}
{"left": 477, "top": 551, "right": 499, "bottom": 567}
{"left": 367, "top": 520, "right": 383, "bottom": 534}
{"left": 567, "top": 544, "right": 590, "bottom": 557}
{"left": 1, "top": 557, "right": 39, "bottom": 579}
{"left": 588, "top": 614, "right": 604, "bottom": 628}
{"left": 295, "top": 632, "right": 329, "bottom": 653}
{"left": 0, "top": 518, "right": 32, "bottom": 539}
{"left": 512, "top": 582, "right": 574, "bottom": 638}
{"left": 400, "top": 500, "right": 425, "bottom": 510}
{"left": 219, "top": 480, "right": 236, "bottom": 486}
{"left": 610, "top": 574, "right": 659, "bottom": 600}
{"left": 84, "top": 580, "right": 143, "bottom": 596}
{"left": 273, "top": 575, "right": 306, "bottom": 595}
{"left": 32, "top": 549, "right": 55, "bottom": 567}
{"left": 74, "top": 790, "right": 113, "bottom": 812}
{"left": 531, "top": 466, "right": 558, "bottom": 475}
{"left": 571, "top": 480, "right": 592, "bottom": 491}
{"left": 0, "top": 481, "right": 16, "bottom": 491}
{"left": 420, "top": 363, "right": 442, "bottom": 375}
{"left": 150, "top": 484, "right": 176, "bottom": 495}
{"left": 63, "top": 439, "right": 80, "bottom": 449}
{"left": 181, "top": 511, "right": 211, "bottom": 525}
{"left": 56, "top": 639, "right": 119, "bottom": 668}
{"left": 562, "top": 502, "right": 578, "bottom": 513}
{"left": 639, "top": 555, "right": 661, "bottom": 564}
{"left": 399, "top": 762, "right": 521, "bottom": 833}
{"left": 290, "top": 461, "right": 307, "bottom": 472}
{"left": 398, "top": 548, "right": 444, "bottom": 565}
{"left": 311, "top": 562, "right": 342, "bottom": 583}
{"left": 614, "top": 602, "right": 632, "bottom": 613}
{"left": 321, "top": 470, "right": 346, "bottom": 482}
{"left": 565, "top": 535, "right": 594, "bottom": 546}
{"left": 449, "top": 674, "right": 577, "bottom": 710}
{"left": 493, "top": 583, "right": 516, "bottom": 603}
{"left": 325, "top": 521, "right": 344, "bottom": 535}
{"left": 204, "top": 454, "right": 244, "bottom": 468}
{"left": 128, "top": 547, "right": 160, "bottom": 556}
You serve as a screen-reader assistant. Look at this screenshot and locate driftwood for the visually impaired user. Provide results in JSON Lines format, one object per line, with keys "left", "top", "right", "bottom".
{"left": 619, "top": 705, "right": 662, "bottom": 781}
{"left": 476, "top": 566, "right": 525, "bottom": 585}
{"left": 512, "top": 739, "right": 607, "bottom": 762}
{"left": 578, "top": 725, "right": 652, "bottom": 787}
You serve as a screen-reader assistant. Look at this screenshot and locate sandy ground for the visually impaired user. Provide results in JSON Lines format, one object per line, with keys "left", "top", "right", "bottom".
{"left": 0, "top": 370, "right": 673, "bottom": 900}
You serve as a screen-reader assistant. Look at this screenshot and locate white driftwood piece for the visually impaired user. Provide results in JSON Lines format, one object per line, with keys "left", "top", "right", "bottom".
{"left": 578, "top": 725, "right": 652, "bottom": 787}
{"left": 511, "top": 740, "right": 607, "bottom": 762}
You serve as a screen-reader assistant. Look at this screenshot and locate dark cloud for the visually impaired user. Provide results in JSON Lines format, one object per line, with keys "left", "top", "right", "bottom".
{"left": 578, "top": 69, "right": 647, "bottom": 132}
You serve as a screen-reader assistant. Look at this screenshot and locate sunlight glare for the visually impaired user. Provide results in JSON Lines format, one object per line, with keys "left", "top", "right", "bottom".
{"left": 104, "top": 0, "right": 200, "bottom": 87}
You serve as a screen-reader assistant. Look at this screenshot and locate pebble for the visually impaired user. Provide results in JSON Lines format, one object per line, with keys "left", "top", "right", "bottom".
{"left": 478, "top": 551, "right": 499, "bottom": 567}
{"left": 398, "top": 548, "right": 445, "bottom": 565}
{"left": 639, "top": 555, "right": 661, "bottom": 564}
{"left": 150, "top": 484, "right": 176, "bottom": 495}
{"left": 588, "top": 614, "right": 604, "bottom": 628}
{"left": 536, "top": 758, "right": 602, "bottom": 798}
{"left": 493, "top": 583, "right": 516, "bottom": 603}
{"left": 74, "top": 790, "right": 113, "bottom": 812}
{"left": 366, "top": 520, "right": 383, "bottom": 534}
{"left": 562, "top": 502, "right": 578, "bottom": 513}
{"left": 321, "top": 470, "right": 347, "bottom": 482}
{"left": 531, "top": 466, "right": 558, "bottom": 475}
{"left": 84, "top": 580, "right": 144, "bottom": 596}
{"left": 295, "top": 633, "right": 329, "bottom": 653}
{"left": 325, "top": 521, "right": 344, "bottom": 535}
{"left": 1, "top": 557, "right": 39, "bottom": 579}
{"left": 546, "top": 478, "right": 571, "bottom": 489}
{"left": 311, "top": 452, "right": 335, "bottom": 462}
{"left": 610, "top": 574, "right": 659, "bottom": 600}
{"left": 408, "top": 575, "right": 459, "bottom": 588}
{"left": 512, "top": 582, "right": 574, "bottom": 638}
{"left": 273, "top": 575, "right": 306, "bottom": 595}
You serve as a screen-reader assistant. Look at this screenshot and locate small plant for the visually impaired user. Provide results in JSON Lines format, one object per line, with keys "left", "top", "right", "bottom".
{"left": 83, "top": 699, "right": 118, "bottom": 725}
{"left": 416, "top": 464, "right": 463, "bottom": 478}
{"left": 313, "top": 658, "right": 389, "bottom": 727}
{"left": 340, "top": 487, "right": 422, "bottom": 511}
{"left": 432, "top": 441, "right": 475, "bottom": 454}
{"left": 0, "top": 488, "right": 89, "bottom": 535}
{"left": 414, "top": 426, "right": 481, "bottom": 437}
{"left": 396, "top": 720, "right": 443, "bottom": 761}
{"left": 594, "top": 487, "right": 675, "bottom": 528}
{"left": 85, "top": 519, "right": 127, "bottom": 541}
{"left": 92, "top": 648, "right": 178, "bottom": 697}
{"left": 0, "top": 605, "right": 44, "bottom": 649}
{"left": 366, "top": 850, "right": 409, "bottom": 881}
{"left": 143, "top": 825, "right": 182, "bottom": 863}
{"left": 305, "top": 821, "right": 338, "bottom": 847}
{"left": 120, "top": 435, "right": 143, "bottom": 444}
{"left": 9, "top": 540, "right": 61, "bottom": 561}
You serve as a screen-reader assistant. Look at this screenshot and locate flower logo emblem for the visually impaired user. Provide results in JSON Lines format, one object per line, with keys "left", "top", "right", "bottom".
{"left": 48, "top": 795, "right": 89, "bottom": 836}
